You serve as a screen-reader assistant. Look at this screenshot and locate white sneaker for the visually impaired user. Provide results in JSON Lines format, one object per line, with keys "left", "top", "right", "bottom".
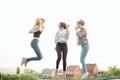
{"left": 81, "top": 72, "right": 89, "bottom": 79}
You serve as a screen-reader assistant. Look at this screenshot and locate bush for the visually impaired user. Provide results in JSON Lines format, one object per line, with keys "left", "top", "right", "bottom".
{"left": 1, "top": 74, "right": 18, "bottom": 80}
{"left": 1, "top": 73, "right": 40, "bottom": 80}
{"left": 20, "top": 73, "right": 39, "bottom": 80}
{"left": 97, "top": 66, "right": 120, "bottom": 78}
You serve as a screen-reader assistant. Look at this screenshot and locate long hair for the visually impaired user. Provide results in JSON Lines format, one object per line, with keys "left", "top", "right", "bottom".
{"left": 34, "top": 18, "right": 45, "bottom": 26}
{"left": 34, "top": 18, "right": 40, "bottom": 26}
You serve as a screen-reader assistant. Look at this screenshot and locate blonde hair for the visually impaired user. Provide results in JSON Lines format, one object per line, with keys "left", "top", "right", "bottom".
{"left": 34, "top": 18, "right": 45, "bottom": 26}
{"left": 40, "top": 18, "right": 45, "bottom": 22}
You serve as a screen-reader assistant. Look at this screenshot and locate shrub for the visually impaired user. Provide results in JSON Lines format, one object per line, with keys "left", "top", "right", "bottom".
{"left": 97, "top": 66, "right": 120, "bottom": 78}
{"left": 20, "top": 73, "right": 39, "bottom": 80}
{"left": 1, "top": 74, "right": 18, "bottom": 80}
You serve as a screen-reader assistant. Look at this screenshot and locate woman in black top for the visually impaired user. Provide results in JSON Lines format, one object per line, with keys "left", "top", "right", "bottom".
{"left": 21, "top": 18, "right": 45, "bottom": 67}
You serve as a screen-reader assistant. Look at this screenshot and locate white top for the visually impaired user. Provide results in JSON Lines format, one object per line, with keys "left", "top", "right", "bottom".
{"left": 55, "top": 29, "right": 70, "bottom": 44}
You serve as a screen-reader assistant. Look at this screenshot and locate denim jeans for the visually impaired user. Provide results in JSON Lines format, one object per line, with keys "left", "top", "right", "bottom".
{"left": 26, "top": 39, "right": 43, "bottom": 62}
{"left": 80, "top": 44, "right": 89, "bottom": 73}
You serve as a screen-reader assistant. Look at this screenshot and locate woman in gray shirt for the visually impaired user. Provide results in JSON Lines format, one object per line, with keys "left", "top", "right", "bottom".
{"left": 54, "top": 22, "right": 69, "bottom": 77}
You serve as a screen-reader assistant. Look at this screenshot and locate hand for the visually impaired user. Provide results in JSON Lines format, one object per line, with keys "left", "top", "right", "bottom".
{"left": 40, "top": 26, "right": 45, "bottom": 32}
{"left": 66, "top": 24, "right": 69, "bottom": 29}
{"left": 75, "top": 26, "right": 78, "bottom": 32}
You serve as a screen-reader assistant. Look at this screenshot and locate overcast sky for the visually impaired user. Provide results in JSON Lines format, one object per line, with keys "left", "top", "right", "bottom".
{"left": 0, "top": 0, "right": 120, "bottom": 71}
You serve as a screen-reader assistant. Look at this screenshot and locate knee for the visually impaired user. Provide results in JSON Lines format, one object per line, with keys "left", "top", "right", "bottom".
{"left": 80, "top": 58, "right": 84, "bottom": 63}
{"left": 38, "top": 56, "right": 43, "bottom": 60}
{"left": 63, "top": 59, "right": 66, "bottom": 63}
{"left": 57, "top": 57, "right": 61, "bottom": 61}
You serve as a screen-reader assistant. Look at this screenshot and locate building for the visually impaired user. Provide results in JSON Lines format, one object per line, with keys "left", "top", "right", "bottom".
{"left": 66, "top": 65, "right": 82, "bottom": 78}
{"left": 42, "top": 63, "right": 99, "bottom": 78}
{"left": 42, "top": 68, "right": 64, "bottom": 78}
{"left": 42, "top": 68, "right": 54, "bottom": 77}
{"left": 86, "top": 63, "right": 99, "bottom": 76}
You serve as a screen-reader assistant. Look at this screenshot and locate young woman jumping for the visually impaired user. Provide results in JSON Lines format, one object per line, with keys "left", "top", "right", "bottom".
{"left": 21, "top": 18, "right": 45, "bottom": 67}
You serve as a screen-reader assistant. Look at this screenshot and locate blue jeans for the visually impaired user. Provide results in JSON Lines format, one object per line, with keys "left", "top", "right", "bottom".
{"left": 80, "top": 44, "right": 89, "bottom": 73}
{"left": 26, "top": 39, "right": 43, "bottom": 62}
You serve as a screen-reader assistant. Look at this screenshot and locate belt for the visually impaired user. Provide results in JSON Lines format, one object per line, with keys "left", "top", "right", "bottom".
{"left": 34, "top": 37, "right": 39, "bottom": 40}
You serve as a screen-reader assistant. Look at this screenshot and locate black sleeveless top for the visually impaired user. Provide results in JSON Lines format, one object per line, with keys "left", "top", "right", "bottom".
{"left": 33, "top": 30, "right": 41, "bottom": 38}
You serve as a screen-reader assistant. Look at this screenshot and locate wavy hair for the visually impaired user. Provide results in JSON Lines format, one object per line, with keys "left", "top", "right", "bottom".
{"left": 34, "top": 18, "right": 45, "bottom": 26}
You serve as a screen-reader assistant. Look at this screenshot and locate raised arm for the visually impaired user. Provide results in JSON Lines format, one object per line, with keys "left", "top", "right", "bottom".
{"left": 29, "top": 25, "right": 39, "bottom": 33}
{"left": 76, "top": 28, "right": 87, "bottom": 38}
{"left": 40, "top": 26, "right": 45, "bottom": 32}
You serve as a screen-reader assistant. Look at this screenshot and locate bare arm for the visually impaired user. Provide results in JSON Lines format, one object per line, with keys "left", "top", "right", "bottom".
{"left": 66, "top": 24, "right": 70, "bottom": 35}
{"left": 29, "top": 25, "right": 39, "bottom": 33}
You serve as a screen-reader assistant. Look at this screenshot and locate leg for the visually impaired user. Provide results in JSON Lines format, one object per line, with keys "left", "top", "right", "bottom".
{"left": 56, "top": 43, "right": 62, "bottom": 70}
{"left": 80, "top": 45, "right": 89, "bottom": 73}
{"left": 27, "top": 39, "right": 43, "bottom": 62}
{"left": 62, "top": 43, "right": 68, "bottom": 72}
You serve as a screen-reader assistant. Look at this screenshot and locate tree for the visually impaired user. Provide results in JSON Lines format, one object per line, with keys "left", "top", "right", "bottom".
{"left": 99, "top": 66, "right": 120, "bottom": 77}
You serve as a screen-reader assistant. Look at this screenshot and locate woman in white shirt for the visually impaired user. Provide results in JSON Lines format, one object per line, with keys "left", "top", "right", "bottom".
{"left": 54, "top": 22, "right": 69, "bottom": 77}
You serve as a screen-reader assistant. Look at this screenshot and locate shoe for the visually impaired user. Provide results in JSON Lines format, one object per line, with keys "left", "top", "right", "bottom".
{"left": 63, "top": 71, "right": 66, "bottom": 79}
{"left": 24, "top": 59, "right": 28, "bottom": 67}
{"left": 21, "top": 57, "right": 25, "bottom": 66}
{"left": 81, "top": 72, "right": 89, "bottom": 79}
{"left": 54, "top": 69, "right": 58, "bottom": 76}
{"left": 52, "top": 69, "right": 58, "bottom": 78}
{"left": 21, "top": 57, "right": 27, "bottom": 67}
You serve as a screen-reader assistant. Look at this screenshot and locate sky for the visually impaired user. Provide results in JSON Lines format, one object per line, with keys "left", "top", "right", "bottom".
{"left": 0, "top": 0, "right": 120, "bottom": 71}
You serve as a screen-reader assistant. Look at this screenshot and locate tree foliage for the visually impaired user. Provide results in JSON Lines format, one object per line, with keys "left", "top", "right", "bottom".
{"left": 98, "top": 66, "right": 120, "bottom": 77}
